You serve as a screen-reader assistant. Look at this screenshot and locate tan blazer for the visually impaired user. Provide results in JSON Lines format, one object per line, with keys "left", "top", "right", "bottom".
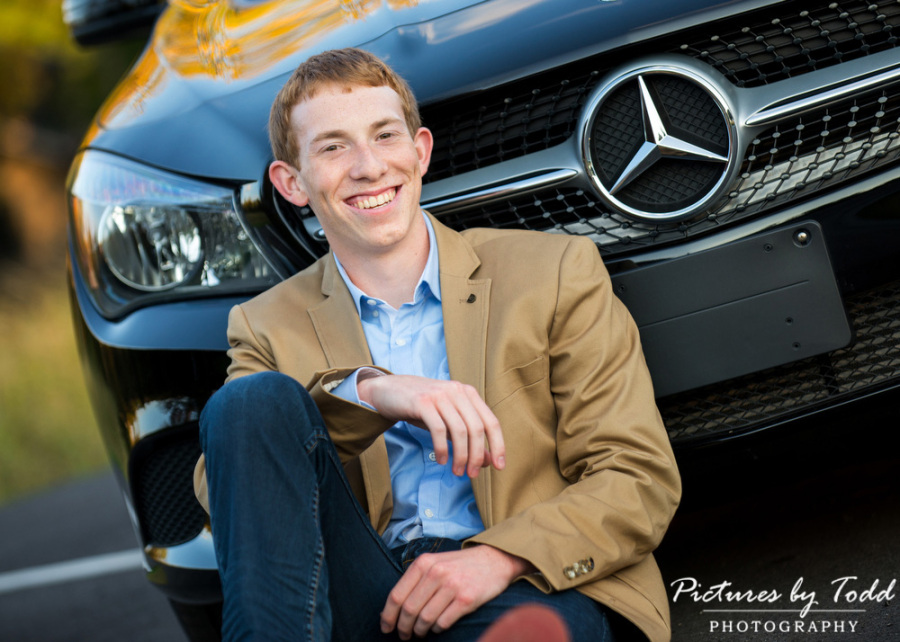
{"left": 195, "top": 214, "right": 681, "bottom": 641}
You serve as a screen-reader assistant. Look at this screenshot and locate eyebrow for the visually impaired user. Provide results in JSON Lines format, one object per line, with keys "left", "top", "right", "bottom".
{"left": 370, "top": 117, "right": 405, "bottom": 131}
{"left": 308, "top": 117, "right": 406, "bottom": 147}
{"left": 309, "top": 129, "right": 347, "bottom": 145}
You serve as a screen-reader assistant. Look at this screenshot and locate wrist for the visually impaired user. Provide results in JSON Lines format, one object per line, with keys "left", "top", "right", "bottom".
{"left": 356, "top": 368, "right": 385, "bottom": 406}
{"left": 481, "top": 545, "right": 536, "bottom": 581}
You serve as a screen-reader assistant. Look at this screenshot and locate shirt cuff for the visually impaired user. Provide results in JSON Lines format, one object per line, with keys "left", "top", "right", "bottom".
{"left": 330, "top": 367, "right": 384, "bottom": 410}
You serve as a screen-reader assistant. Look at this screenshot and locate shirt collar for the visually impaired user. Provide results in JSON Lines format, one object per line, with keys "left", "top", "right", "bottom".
{"left": 333, "top": 211, "right": 441, "bottom": 316}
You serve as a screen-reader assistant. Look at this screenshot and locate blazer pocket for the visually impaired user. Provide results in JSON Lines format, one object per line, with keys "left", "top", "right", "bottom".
{"left": 486, "top": 355, "right": 548, "bottom": 408}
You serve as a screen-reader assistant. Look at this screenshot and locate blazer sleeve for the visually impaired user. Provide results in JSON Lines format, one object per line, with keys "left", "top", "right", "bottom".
{"left": 224, "top": 303, "right": 276, "bottom": 381}
{"left": 466, "top": 236, "right": 681, "bottom": 591}
{"left": 306, "top": 368, "right": 395, "bottom": 460}
{"left": 225, "top": 302, "right": 395, "bottom": 461}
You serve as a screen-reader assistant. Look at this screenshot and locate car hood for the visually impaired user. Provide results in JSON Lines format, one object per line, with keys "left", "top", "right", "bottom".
{"left": 85, "top": 0, "right": 759, "bottom": 181}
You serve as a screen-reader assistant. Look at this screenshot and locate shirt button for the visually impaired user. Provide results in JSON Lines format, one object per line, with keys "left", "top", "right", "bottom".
{"left": 424, "top": 509, "right": 434, "bottom": 518}
{"left": 366, "top": 299, "right": 377, "bottom": 306}
{"left": 428, "top": 451, "right": 436, "bottom": 462}
{"left": 372, "top": 310, "right": 379, "bottom": 318}
{"left": 395, "top": 338, "right": 407, "bottom": 346}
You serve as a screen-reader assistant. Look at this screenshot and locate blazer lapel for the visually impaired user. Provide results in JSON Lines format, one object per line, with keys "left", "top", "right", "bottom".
{"left": 431, "top": 215, "right": 495, "bottom": 526}
{"left": 307, "top": 255, "right": 372, "bottom": 366}
{"left": 308, "top": 255, "right": 393, "bottom": 533}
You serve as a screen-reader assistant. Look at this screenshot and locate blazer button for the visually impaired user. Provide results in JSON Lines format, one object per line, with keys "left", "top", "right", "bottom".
{"left": 563, "top": 557, "right": 595, "bottom": 580}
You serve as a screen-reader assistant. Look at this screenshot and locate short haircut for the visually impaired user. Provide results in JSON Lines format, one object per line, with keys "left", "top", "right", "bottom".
{"left": 268, "top": 47, "right": 422, "bottom": 167}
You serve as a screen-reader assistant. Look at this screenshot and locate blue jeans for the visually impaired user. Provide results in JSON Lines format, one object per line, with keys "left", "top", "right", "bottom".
{"left": 200, "top": 372, "right": 616, "bottom": 641}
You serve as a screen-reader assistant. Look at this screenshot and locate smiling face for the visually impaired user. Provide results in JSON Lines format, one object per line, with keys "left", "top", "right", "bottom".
{"left": 270, "top": 83, "right": 433, "bottom": 264}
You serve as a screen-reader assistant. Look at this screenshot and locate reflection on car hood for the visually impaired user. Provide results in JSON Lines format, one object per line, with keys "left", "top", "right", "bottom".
{"left": 87, "top": 0, "right": 753, "bottom": 181}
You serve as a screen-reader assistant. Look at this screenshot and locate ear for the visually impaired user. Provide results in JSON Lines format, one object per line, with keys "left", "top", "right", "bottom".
{"left": 268, "top": 160, "right": 310, "bottom": 207}
{"left": 414, "top": 127, "right": 434, "bottom": 177}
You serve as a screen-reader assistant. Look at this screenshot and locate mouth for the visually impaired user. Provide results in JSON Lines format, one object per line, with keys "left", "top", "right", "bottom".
{"left": 347, "top": 187, "right": 398, "bottom": 211}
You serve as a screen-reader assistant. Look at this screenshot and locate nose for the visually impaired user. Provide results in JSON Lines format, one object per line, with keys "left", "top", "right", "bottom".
{"left": 350, "top": 142, "right": 389, "bottom": 181}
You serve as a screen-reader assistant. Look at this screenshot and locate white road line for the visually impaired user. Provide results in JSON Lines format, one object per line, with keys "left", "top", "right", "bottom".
{"left": 0, "top": 549, "right": 144, "bottom": 595}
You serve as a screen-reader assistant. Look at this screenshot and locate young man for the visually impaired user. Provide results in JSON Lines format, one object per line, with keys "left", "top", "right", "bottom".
{"left": 195, "top": 48, "right": 681, "bottom": 642}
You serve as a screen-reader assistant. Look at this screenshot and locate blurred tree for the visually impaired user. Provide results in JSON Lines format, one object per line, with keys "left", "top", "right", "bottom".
{"left": 0, "top": 1, "right": 150, "bottom": 502}
{"left": 0, "top": 0, "right": 149, "bottom": 266}
{"left": 0, "top": 0, "right": 146, "bottom": 144}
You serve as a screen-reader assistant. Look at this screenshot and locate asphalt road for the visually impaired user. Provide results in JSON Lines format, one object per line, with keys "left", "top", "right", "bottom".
{"left": 0, "top": 436, "right": 897, "bottom": 642}
{"left": 0, "top": 473, "right": 186, "bottom": 642}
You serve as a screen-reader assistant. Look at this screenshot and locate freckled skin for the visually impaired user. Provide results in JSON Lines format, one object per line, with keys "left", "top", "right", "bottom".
{"left": 270, "top": 84, "right": 434, "bottom": 267}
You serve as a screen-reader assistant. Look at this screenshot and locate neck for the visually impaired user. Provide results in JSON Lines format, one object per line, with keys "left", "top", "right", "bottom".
{"left": 335, "top": 221, "right": 430, "bottom": 308}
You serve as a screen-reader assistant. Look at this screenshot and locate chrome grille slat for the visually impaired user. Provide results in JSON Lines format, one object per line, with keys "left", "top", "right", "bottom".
{"left": 681, "top": 0, "right": 900, "bottom": 88}
{"left": 424, "top": 71, "right": 598, "bottom": 182}
{"left": 723, "top": 87, "right": 900, "bottom": 216}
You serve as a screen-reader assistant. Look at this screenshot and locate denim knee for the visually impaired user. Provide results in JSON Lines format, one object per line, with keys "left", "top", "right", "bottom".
{"left": 200, "top": 371, "right": 320, "bottom": 456}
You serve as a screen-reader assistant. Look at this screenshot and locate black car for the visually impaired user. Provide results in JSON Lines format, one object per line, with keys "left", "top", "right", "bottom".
{"left": 65, "top": 0, "right": 900, "bottom": 638}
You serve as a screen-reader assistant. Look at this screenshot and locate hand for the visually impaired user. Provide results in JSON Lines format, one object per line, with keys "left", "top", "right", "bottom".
{"left": 358, "top": 375, "right": 504, "bottom": 477}
{"left": 380, "top": 545, "right": 533, "bottom": 639}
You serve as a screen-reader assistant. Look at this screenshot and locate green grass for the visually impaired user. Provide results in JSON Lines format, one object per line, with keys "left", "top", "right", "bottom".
{"left": 0, "top": 268, "right": 108, "bottom": 505}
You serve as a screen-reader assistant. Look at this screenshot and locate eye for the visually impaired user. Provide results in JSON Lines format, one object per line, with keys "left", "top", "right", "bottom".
{"left": 317, "top": 142, "right": 344, "bottom": 155}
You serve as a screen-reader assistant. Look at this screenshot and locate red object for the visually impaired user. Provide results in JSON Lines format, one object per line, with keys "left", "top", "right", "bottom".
{"left": 476, "top": 604, "right": 572, "bottom": 642}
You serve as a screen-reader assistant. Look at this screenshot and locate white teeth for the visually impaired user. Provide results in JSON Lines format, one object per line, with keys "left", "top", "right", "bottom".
{"left": 356, "top": 188, "right": 396, "bottom": 210}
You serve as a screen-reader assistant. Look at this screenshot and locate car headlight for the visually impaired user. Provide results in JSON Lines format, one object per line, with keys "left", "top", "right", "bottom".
{"left": 68, "top": 149, "right": 277, "bottom": 317}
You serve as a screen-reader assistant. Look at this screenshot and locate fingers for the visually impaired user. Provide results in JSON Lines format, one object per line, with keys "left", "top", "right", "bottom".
{"left": 381, "top": 554, "right": 467, "bottom": 639}
{"left": 380, "top": 563, "right": 418, "bottom": 637}
{"left": 452, "top": 386, "right": 490, "bottom": 477}
{"left": 434, "top": 388, "right": 477, "bottom": 476}
{"left": 381, "top": 555, "right": 446, "bottom": 639}
{"left": 440, "top": 383, "right": 506, "bottom": 476}
{"left": 432, "top": 381, "right": 502, "bottom": 477}
{"left": 366, "top": 375, "right": 503, "bottom": 476}
{"left": 413, "top": 589, "right": 455, "bottom": 637}
{"left": 418, "top": 402, "right": 450, "bottom": 467}
{"left": 463, "top": 384, "right": 505, "bottom": 471}
{"left": 382, "top": 548, "right": 517, "bottom": 639}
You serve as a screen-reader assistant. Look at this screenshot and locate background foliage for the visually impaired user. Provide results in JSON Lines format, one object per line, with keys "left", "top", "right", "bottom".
{"left": 0, "top": 0, "right": 146, "bottom": 503}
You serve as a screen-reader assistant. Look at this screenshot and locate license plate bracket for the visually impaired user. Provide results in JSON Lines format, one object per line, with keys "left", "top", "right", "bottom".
{"left": 612, "top": 221, "right": 852, "bottom": 398}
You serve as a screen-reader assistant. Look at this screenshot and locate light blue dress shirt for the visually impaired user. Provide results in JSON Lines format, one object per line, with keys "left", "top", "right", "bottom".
{"left": 331, "top": 214, "right": 485, "bottom": 549}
